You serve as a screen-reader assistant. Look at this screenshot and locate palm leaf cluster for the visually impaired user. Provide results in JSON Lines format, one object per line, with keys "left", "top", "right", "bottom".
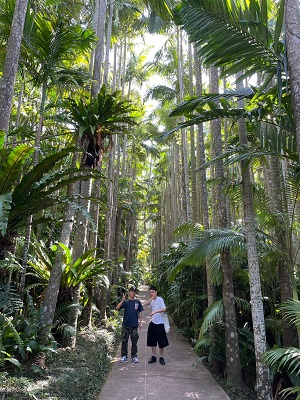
{"left": 65, "top": 85, "right": 139, "bottom": 139}
{"left": 174, "top": 0, "right": 284, "bottom": 81}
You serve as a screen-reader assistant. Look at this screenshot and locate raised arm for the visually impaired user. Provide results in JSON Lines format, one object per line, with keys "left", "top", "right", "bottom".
{"left": 116, "top": 293, "right": 126, "bottom": 310}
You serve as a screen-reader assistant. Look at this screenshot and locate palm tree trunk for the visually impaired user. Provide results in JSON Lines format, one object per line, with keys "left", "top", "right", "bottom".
{"left": 237, "top": 78, "right": 272, "bottom": 399}
{"left": 38, "top": 150, "right": 79, "bottom": 349}
{"left": 91, "top": 0, "right": 107, "bottom": 96}
{"left": 210, "top": 66, "right": 243, "bottom": 388}
{"left": 194, "top": 48, "right": 215, "bottom": 305}
{"left": 284, "top": 0, "right": 300, "bottom": 158}
{"left": 177, "top": 30, "right": 191, "bottom": 222}
{"left": 64, "top": 169, "right": 91, "bottom": 347}
{"left": 267, "top": 152, "right": 294, "bottom": 347}
{"left": 103, "top": 0, "right": 114, "bottom": 85}
{"left": 0, "top": 0, "right": 29, "bottom": 136}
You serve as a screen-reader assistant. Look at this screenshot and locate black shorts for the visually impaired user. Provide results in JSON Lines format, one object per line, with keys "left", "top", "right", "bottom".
{"left": 147, "top": 321, "right": 169, "bottom": 348}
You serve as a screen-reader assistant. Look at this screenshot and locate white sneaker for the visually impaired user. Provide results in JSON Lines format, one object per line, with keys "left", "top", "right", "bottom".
{"left": 132, "top": 356, "right": 139, "bottom": 363}
{"left": 120, "top": 356, "right": 128, "bottom": 363}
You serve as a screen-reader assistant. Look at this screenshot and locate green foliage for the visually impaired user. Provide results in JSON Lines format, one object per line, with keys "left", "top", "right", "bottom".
{"left": 0, "top": 131, "right": 34, "bottom": 236}
{"left": 0, "top": 286, "right": 23, "bottom": 316}
{"left": 22, "top": 11, "right": 96, "bottom": 88}
{"left": 64, "top": 85, "right": 139, "bottom": 139}
{"left": 28, "top": 241, "right": 109, "bottom": 289}
{"left": 174, "top": 0, "right": 284, "bottom": 80}
{"left": 0, "top": 328, "right": 118, "bottom": 399}
{"left": 263, "top": 299, "right": 300, "bottom": 399}
{"left": 0, "top": 143, "right": 102, "bottom": 259}
{"left": 0, "top": 293, "right": 57, "bottom": 368}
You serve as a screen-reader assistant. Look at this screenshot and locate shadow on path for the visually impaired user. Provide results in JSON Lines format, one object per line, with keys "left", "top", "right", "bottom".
{"left": 98, "top": 286, "right": 230, "bottom": 400}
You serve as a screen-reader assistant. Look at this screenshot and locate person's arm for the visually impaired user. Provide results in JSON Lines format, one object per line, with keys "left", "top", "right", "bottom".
{"left": 116, "top": 293, "right": 126, "bottom": 310}
{"left": 145, "top": 296, "right": 153, "bottom": 306}
{"left": 150, "top": 298, "right": 166, "bottom": 316}
{"left": 150, "top": 307, "right": 166, "bottom": 316}
{"left": 139, "top": 312, "right": 142, "bottom": 329}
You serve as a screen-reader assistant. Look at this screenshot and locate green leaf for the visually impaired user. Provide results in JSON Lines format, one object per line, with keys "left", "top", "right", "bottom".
{"left": 0, "top": 145, "right": 34, "bottom": 194}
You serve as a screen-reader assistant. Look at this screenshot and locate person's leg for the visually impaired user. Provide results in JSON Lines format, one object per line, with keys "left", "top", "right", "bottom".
{"left": 121, "top": 326, "right": 129, "bottom": 357}
{"left": 130, "top": 327, "right": 139, "bottom": 358}
{"left": 151, "top": 346, "right": 157, "bottom": 356}
{"left": 147, "top": 322, "right": 158, "bottom": 363}
{"left": 157, "top": 324, "right": 169, "bottom": 365}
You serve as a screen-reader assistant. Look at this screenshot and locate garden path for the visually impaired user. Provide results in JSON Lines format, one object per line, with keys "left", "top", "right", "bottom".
{"left": 98, "top": 286, "right": 230, "bottom": 400}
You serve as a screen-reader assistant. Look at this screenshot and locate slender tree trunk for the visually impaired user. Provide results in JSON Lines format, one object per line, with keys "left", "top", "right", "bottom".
{"left": 194, "top": 48, "right": 215, "bottom": 305}
{"left": 177, "top": 30, "right": 191, "bottom": 222}
{"left": 284, "top": 0, "right": 300, "bottom": 158}
{"left": 210, "top": 66, "right": 243, "bottom": 388}
{"left": 237, "top": 77, "right": 273, "bottom": 399}
{"left": 91, "top": 0, "right": 107, "bottom": 96}
{"left": 64, "top": 167, "right": 92, "bottom": 347}
{"left": 267, "top": 151, "right": 294, "bottom": 346}
{"left": 188, "top": 44, "right": 197, "bottom": 222}
{"left": 103, "top": 0, "right": 114, "bottom": 85}
{"left": 0, "top": 0, "right": 29, "bottom": 136}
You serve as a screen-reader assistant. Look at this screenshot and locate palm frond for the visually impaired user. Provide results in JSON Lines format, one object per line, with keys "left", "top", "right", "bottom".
{"left": 199, "top": 300, "right": 224, "bottom": 339}
{"left": 175, "top": 0, "right": 283, "bottom": 78}
{"left": 279, "top": 300, "right": 300, "bottom": 328}
{"left": 0, "top": 286, "right": 23, "bottom": 315}
{"left": 262, "top": 347, "right": 300, "bottom": 376}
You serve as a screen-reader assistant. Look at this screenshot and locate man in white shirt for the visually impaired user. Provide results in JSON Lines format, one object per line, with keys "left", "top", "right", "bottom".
{"left": 145, "top": 285, "right": 169, "bottom": 365}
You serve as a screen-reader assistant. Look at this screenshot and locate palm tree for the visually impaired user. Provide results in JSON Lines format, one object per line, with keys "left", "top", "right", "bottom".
{"left": 21, "top": 11, "right": 96, "bottom": 161}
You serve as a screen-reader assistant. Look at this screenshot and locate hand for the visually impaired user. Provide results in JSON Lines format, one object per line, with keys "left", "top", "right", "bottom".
{"left": 150, "top": 311, "right": 156, "bottom": 317}
{"left": 122, "top": 293, "right": 126, "bottom": 301}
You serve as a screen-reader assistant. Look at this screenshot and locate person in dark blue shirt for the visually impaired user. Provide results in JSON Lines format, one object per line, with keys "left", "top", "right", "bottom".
{"left": 116, "top": 287, "right": 143, "bottom": 363}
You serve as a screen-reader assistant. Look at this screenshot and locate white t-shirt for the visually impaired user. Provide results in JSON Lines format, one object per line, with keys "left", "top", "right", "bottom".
{"left": 149, "top": 296, "right": 166, "bottom": 324}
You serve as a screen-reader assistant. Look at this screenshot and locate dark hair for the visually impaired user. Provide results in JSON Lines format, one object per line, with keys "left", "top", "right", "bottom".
{"left": 149, "top": 285, "right": 157, "bottom": 292}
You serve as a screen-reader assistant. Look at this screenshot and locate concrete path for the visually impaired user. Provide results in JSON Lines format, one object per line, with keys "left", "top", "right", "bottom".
{"left": 99, "top": 286, "right": 230, "bottom": 400}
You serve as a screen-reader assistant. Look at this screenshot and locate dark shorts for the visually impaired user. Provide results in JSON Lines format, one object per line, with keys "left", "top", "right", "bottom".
{"left": 147, "top": 321, "right": 169, "bottom": 348}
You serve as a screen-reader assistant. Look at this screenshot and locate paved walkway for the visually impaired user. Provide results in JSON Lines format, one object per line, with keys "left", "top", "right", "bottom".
{"left": 99, "top": 286, "right": 230, "bottom": 400}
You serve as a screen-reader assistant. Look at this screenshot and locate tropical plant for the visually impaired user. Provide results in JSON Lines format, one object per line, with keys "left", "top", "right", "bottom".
{"left": 63, "top": 85, "right": 139, "bottom": 167}
{"left": 0, "top": 130, "right": 100, "bottom": 263}
{"left": 262, "top": 299, "right": 300, "bottom": 399}
{"left": 0, "top": 288, "right": 56, "bottom": 368}
{"left": 174, "top": 0, "right": 285, "bottom": 93}
{"left": 28, "top": 241, "right": 110, "bottom": 292}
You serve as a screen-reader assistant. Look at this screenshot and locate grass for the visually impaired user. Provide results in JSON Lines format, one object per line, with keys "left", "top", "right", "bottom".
{"left": 0, "top": 326, "right": 121, "bottom": 400}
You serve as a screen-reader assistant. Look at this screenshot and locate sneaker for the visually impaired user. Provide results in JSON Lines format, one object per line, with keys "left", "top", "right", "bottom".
{"left": 120, "top": 356, "right": 128, "bottom": 363}
{"left": 131, "top": 356, "right": 139, "bottom": 363}
{"left": 148, "top": 356, "right": 157, "bottom": 364}
{"left": 159, "top": 357, "right": 165, "bottom": 365}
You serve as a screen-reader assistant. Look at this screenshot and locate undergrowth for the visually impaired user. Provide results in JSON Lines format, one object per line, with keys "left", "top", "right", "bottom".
{"left": 0, "top": 326, "right": 120, "bottom": 400}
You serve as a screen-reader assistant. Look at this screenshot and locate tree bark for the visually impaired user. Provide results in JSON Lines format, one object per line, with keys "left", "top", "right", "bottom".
{"left": 237, "top": 81, "right": 273, "bottom": 399}
{"left": 91, "top": 0, "right": 107, "bottom": 97}
{"left": 284, "top": 0, "right": 300, "bottom": 157}
{"left": 210, "top": 66, "right": 243, "bottom": 388}
{"left": 0, "top": 0, "right": 29, "bottom": 136}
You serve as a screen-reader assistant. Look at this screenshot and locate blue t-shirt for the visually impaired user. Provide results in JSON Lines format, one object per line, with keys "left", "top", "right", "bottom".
{"left": 120, "top": 299, "right": 143, "bottom": 327}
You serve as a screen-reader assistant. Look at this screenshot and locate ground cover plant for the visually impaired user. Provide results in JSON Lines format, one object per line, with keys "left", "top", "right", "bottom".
{"left": 0, "top": 326, "right": 120, "bottom": 400}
